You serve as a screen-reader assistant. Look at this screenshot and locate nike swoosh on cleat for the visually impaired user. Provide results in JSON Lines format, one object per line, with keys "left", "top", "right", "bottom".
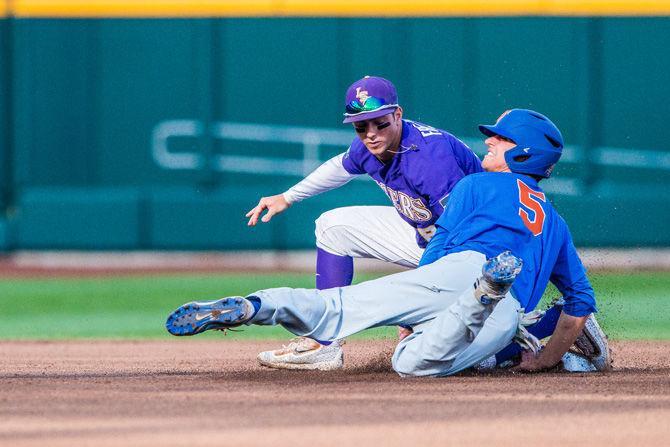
{"left": 195, "top": 308, "right": 236, "bottom": 321}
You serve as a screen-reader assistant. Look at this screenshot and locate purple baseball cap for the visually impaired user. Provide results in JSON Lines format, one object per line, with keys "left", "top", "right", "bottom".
{"left": 342, "top": 76, "right": 399, "bottom": 124}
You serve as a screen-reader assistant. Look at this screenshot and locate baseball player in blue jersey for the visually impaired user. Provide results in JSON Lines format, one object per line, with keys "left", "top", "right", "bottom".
{"left": 166, "top": 108, "right": 610, "bottom": 376}
{"left": 244, "top": 76, "right": 482, "bottom": 370}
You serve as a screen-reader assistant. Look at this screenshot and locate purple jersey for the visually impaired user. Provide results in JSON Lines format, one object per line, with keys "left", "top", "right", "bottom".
{"left": 342, "top": 120, "right": 483, "bottom": 247}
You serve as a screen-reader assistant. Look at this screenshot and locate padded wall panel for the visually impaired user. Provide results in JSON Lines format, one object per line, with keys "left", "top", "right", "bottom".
{"left": 17, "top": 188, "right": 142, "bottom": 249}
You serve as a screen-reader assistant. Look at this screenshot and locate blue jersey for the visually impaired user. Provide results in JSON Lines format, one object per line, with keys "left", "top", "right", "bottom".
{"left": 342, "top": 119, "right": 483, "bottom": 247}
{"left": 420, "top": 172, "right": 596, "bottom": 317}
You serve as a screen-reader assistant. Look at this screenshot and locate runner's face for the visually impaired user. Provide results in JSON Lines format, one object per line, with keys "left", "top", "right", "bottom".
{"left": 482, "top": 135, "right": 516, "bottom": 172}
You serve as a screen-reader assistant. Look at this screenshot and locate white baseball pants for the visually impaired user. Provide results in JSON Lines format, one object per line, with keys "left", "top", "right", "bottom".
{"left": 248, "top": 250, "right": 520, "bottom": 377}
{"left": 315, "top": 206, "right": 424, "bottom": 268}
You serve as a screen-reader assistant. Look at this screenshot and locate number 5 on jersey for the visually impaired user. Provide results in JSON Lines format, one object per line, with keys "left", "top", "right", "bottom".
{"left": 517, "top": 179, "right": 546, "bottom": 236}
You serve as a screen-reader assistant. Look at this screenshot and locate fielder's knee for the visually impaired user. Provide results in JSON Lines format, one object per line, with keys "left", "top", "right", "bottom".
{"left": 314, "top": 208, "right": 353, "bottom": 256}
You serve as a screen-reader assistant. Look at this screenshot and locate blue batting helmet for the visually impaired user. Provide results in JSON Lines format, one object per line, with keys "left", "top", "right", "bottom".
{"left": 479, "top": 109, "right": 564, "bottom": 178}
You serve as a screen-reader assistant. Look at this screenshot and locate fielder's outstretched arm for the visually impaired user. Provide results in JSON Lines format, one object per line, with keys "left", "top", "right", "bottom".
{"left": 246, "top": 153, "right": 358, "bottom": 226}
{"left": 246, "top": 194, "right": 292, "bottom": 226}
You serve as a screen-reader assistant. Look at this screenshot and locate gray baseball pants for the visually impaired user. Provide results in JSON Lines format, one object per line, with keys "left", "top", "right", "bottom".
{"left": 248, "top": 250, "right": 520, "bottom": 377}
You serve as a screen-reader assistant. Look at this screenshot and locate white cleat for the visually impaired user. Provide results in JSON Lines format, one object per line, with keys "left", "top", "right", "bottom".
{"left": 561, "top": 352, "right": 597, "bottom": 372}
{"left": 563, "top": 314, "right": 612, "bottom": 372}
{"left": 257, "top": 337, "right": 344, "bottom": 371}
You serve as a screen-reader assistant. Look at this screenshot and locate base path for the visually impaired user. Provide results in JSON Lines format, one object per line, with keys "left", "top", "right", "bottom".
{"left": 1, "top": 340, "right": 668, "bottom": 447}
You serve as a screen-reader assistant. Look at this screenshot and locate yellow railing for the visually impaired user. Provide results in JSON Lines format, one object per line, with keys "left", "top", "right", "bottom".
{"left": 3, "top": 0, "right": 670, "bottom": 18}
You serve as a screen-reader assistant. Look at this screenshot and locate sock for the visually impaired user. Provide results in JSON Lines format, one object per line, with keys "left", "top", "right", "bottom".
{"left": 495, "top": 302, "right": 564, "bottom": 365}
{"left": 246, "top": 295, "right": 261, "bottom": 319}
{"left": 315, "top": 248, "right": 354, "bottom": 290}
{"left": 313, "top": 249, "right": 353, "bottom": 346}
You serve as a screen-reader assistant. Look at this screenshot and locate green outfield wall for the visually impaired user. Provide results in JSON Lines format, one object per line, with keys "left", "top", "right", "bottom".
{"left": 0, "top": 2, "right": 669, "bottom": 250}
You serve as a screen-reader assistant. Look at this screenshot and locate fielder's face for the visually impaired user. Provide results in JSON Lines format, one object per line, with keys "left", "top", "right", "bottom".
{"left": 352, "top": 107, "right": 403, "bottom": 162}
{"left": 482, "top": 135, "right": 516, "bottom": 172}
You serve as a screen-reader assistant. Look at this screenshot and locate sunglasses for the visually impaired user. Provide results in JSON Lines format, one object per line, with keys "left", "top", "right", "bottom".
{"left": 345, "top": 96, "right": 386, "bottom": 114}
{"left": 354, "top": 120, "right": 392, "bottom": 134}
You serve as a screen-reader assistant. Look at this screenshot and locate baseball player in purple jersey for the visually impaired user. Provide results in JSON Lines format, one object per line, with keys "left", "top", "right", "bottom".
{"left": 245, "top": 76, "right": 482, "bottom": 370}
{"left": 165, "top": 108, "right": 610, "bottom": 376}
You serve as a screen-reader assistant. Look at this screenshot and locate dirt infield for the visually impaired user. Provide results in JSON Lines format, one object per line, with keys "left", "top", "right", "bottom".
{"left": 1, "top": 340, "right": 668, "bottom": 447}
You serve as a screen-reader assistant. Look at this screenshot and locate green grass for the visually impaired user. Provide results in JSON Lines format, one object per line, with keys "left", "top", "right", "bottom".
{"left": 0, "top": 271, "right": 668, "bottom": 340}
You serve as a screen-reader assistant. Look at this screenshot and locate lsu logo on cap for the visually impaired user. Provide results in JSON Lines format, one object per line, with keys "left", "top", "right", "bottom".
{"left": 355, "top": 87, "right": 370, "bottom": 106}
